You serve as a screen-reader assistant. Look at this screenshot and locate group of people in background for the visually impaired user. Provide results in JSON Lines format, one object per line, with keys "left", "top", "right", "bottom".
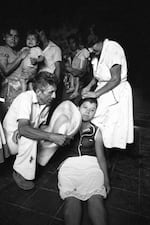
{"left": 0, "top": 23, "right": 134, "bottom": 225}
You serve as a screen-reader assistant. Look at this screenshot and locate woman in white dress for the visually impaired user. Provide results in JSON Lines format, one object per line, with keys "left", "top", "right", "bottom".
{"left": 82, "top": 36, "right": 134, "bottom": 150}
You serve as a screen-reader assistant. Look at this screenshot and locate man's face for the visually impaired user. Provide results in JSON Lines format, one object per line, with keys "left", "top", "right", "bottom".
{"left": 68, "top": 38, "right": 77, "bottom": 52}
{"left": 4, "top": 29, "right": 19, "bottom": 49}
{"left": 92, "top": 43, "right": 101, "bottom": 56}
{"left": 37, "top": 30, "right": 46, "bottom": 43}
{"left": 37, "top": 84, "right": 56, "bottom": 105}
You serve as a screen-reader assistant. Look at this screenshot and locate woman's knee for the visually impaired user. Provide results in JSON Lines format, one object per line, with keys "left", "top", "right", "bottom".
{"left": 65, "top": 197, "right": 81, "bottom": 208}
{"left": 88, "top": 195, "right": 104, "bottom": 209}
{"left": 64, "top": 197, "right": 81, "bottom": 216}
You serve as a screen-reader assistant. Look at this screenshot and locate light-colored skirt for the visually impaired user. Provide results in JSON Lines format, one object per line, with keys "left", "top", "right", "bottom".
{"left": 58, "top": 155, "right": 106, "bottom": 201}
{"left": 92, "top": 81, "right": 134, "bottom": 149}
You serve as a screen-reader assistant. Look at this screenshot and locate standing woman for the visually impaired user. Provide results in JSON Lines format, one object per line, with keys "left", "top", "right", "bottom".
{"left": 0, "top": 26, "right": 29, "bottom": 115}
{"left": 82, "top": 33, "right": 134, "bottom": 150}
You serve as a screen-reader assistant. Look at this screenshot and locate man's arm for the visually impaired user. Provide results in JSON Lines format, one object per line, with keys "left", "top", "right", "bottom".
{"left": 54, "top": 61, "right": 61, "bottom": 82}
{"left": 18, "top": 119, "right": 67, "bottom": 146}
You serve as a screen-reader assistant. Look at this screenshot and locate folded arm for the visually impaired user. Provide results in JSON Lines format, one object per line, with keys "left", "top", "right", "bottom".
{"left": 18, "top": 119, "right": 67, "bottom": 146}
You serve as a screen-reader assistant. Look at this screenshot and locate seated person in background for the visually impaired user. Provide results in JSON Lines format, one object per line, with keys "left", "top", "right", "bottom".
{"left": 64, "top": 34, "right": 91, "bottom": 105}
{"left": 3, "top": 71, "right": 68, "bottom": 190}
{"left": 58, "top": 97, "right": 110, "bottom": 225}
{"left": 64, "top": 57, "right": 79, "bottom": 98}
{"left": 20, "top": 30, "right": 44, "bottom": 91}
{"left": 37, "top": 28, "right": 62, "bottom": 82}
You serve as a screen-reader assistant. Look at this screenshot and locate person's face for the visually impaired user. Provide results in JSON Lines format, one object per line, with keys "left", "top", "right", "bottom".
{"left": 36, "top": 84, "right": 56, "bottom": 105}
{"left": 26, "top": 34, "right": 37, "bottom": 48}
{"left": 92, "top": 42, "right": 102, "bottom": 56}
{"left": 68, "top": 38, "right": 77, "bottom": 51}
{"left": 4, "top": 29, "right": 19, "bottom": 49}
{"left": 79, "top": 101, "right": 97, "bottom": 122}
{"left": 37, "top": 30, "right": 47, "bottom": 43}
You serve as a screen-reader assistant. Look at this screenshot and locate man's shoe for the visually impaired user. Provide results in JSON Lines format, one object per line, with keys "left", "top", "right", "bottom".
{"left": 13, "top": 171, "right": 35, "bottom": 190}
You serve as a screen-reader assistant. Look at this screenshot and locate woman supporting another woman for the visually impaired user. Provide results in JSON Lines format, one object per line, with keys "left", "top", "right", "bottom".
{"left": 82, "top": 32, "right": 134, "bottom": 150}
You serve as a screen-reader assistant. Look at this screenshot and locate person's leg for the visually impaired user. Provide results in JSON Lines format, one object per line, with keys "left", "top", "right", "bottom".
{"left": 12, "top": 137, "right": 38, "bottom": 190}
{"left": 87, "top": 195, "right": 107, "bottom": 225}
{"left": 64, "top": 197, "right": 82, "bottom": 225}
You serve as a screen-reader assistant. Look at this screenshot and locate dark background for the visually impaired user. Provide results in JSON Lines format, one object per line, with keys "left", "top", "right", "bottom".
{"left": 0, "top": 0, "right": 150, "bottom": 91}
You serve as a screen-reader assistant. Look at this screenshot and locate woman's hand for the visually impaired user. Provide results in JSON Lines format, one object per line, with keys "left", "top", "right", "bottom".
{"left": 104, "top": 178, "right": 111, "bottom": 194}
{"left": 81, "top": 86, "right": 90, "bottom": 96}
{"left": 82, "top": 91, "right": 97, "bottom": 99}
{"left": 19, "top": 48, "right": 30, "bottom": 60}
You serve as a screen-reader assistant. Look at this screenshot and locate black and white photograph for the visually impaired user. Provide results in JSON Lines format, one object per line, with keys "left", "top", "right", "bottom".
{"left": 0, "top": 0, "right": 150, "bottom": 225}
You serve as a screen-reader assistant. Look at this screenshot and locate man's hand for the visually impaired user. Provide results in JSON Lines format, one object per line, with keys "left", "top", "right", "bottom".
{"left": 49, "top": 133, "right": 68, "bottom": 146}
{"left": 30, "top": 57, "right": 37, "bottom": 65}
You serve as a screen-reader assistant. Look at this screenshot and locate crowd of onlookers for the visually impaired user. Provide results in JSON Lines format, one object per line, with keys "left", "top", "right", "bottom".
{"left": 0, "top": 23, "right": 98, "bottom": 119}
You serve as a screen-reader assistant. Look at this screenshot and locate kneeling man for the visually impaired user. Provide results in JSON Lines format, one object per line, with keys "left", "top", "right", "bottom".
{"left": 3, "top": 71, "right": 67, "bottom": 190}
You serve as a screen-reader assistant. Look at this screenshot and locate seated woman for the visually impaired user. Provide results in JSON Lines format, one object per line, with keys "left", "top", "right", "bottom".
{"left": 58, "top": 97, "right": 110, "bottom": 225}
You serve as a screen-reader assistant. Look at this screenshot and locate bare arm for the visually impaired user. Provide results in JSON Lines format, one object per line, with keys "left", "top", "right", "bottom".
{"left": 95, "top": 64, "right": 121, "bottom": 97}
{"left": 82, "top": 64, "right": 121, "bottom": 99}
{"left": 54, "top": 61, "right": 61, "bottom": 82}
{"left": 18, "top": 119, "right": 67, "bottom": 146}
{"left": 81, "top": 77, "right": 97, "bottom": 95}
{"left": 1, "top": 48, "right": 30, "bottom": 77}
{"left": 66, "top": 58, "right": 88, "bottom": 78}
{"left": 95, "top": 129, "right": 110, "bottom": 194}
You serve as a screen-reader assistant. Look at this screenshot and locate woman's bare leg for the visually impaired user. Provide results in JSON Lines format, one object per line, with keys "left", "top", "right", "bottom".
{"left": 87, "top": 195, "right": 107, "bottom": 225}
{"left": 64, "top": 197, "right": 82, "bottom": 225}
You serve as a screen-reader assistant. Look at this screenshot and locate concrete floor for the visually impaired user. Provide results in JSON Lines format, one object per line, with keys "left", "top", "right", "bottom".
{"left": 0, "top": 87, "right": 150, "bottom": 225}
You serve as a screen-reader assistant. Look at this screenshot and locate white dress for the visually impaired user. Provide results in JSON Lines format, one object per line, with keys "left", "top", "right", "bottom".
{"left": 92, "top": 39, "right": 134, "bottom": 149}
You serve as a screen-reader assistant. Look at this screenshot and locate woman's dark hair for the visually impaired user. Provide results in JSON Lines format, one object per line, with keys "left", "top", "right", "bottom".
{"left": 32, "top": 71, "right": 57, "bottom": 91}
{"left": 2, "top": 26, "right": 19, "bottom": 36}
{"left": 79, "top": 97, "right": 98, "bottom": 108}
{"left": 67, "top": 34, "right": 79, "bottom": 45}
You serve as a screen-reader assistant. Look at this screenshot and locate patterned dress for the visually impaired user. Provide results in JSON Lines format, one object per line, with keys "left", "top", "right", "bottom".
{"left": 0, "top": 46, "right": 22, "bottom": 109}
